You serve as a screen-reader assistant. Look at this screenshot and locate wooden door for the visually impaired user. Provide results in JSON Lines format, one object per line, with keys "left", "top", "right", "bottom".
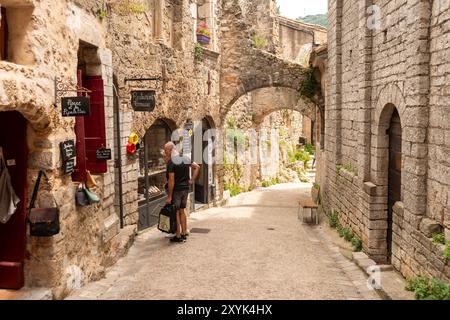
{"left": 0, "top": 111, "right": 27, "bottom": 289}
{"left": 388, "top": 109, "right": 402, "bottom": 263}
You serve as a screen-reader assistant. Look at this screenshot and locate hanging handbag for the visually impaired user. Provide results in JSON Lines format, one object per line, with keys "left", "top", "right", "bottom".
{"left": 0, "top": 147, "right": 20, "bottom": 224}
{"left": 27, "top": 170, "right": 60, "bottom": 237}
{"left": 75, "top": 183, "right": 89, "bottom": 207}
{"left": 84, "top": 187, "right": 100, "bottom": 203}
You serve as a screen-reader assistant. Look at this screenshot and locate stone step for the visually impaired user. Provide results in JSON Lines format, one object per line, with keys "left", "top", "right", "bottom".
{"left": 0, "top": 287, "right": 52, "bottom": 300}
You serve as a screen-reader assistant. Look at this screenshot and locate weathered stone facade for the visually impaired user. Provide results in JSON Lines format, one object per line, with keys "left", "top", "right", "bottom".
{"left": 318, "top": 0, "right": 450, "bottom": 282}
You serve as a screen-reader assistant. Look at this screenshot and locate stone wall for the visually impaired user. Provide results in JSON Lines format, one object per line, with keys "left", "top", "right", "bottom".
{"left": 322, "top": 0, "right": 450, "bottom": 282}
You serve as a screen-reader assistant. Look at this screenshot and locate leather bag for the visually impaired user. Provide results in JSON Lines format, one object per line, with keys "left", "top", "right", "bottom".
{"left": 27, "top": 170, "right": 60, "bottom": 237}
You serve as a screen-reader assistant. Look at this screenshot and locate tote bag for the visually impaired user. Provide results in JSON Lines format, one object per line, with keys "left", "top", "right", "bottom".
{"left": 0, "top": 149, "right": 20, "bottom": 224}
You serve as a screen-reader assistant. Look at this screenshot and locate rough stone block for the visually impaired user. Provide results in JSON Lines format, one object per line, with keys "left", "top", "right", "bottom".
{"left": 419, "top": 218, "right": 442, "bottom": 237}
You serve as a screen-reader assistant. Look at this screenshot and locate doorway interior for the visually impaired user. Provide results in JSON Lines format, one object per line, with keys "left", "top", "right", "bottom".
{"left": 194, "top": 117, "right": 215, "bottom": 210}
{"left": 387, "top": 108, "right": 402, "bottom": 263}
{"left": 0, "top": 111, "right": 28, "bottom": 290}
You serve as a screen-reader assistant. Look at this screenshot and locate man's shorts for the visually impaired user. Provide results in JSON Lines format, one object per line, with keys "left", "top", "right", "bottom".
{"left": 172, "top": 189, "right": 189, "bottom": 210}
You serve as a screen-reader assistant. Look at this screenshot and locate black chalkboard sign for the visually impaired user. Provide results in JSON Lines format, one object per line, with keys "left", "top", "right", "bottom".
{"left": 60, "top": 140, "right": 76, "bottom": 161}
{"left": 131, "top": 90, "right": 156, "bottom": 112}
{"left": 63, "top": 158, "right": 75, "bottom": 174}
{"left": 61, "top": 97, "right": 91, "bottom": 117}
{"left": 96, "top": 148, "right": 112, "bottom": 160}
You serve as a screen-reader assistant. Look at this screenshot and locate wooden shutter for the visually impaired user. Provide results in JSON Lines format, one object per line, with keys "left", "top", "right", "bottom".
{"left": 72, "top": 70, "right": 88, "bottom": 182}
{"left": 83, "top": 75, "right": 107, "bottom": 174}
{"left": 0, "top": 7, "right": 8, "bottom": 60}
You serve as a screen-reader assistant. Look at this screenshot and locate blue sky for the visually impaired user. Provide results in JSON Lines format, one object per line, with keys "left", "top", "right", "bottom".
{"left": 278, "top": 0, "right": 328, "bottom": 19}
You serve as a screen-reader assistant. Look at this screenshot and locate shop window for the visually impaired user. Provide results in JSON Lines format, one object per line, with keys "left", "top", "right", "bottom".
{"left": 0, "top": 7, "right": 8, "bottom": 60}
{"left": 138, "top": 119, "right": 175, "bottom": 202}
{"left": 72, "top": 70, "right": 107, "bottom": 182}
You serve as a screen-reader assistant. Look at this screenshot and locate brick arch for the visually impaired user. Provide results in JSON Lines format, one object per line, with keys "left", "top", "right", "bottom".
{"left": 247, "top": 87, "right": 317, "bottom": 126}
{"left": 373, "top": 83, "right": 406, "bottom": 130}
{"left": 220, "top": 50, "right": 310, "bottom": 121}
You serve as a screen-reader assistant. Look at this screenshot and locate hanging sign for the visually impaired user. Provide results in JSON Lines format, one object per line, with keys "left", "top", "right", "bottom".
{"left": 96, "top": 148, "right": 112, "bottom": 160}
{"left": 61, "top": 97, "right": 91, "bottom": 117}
{"left": 131, "top": 90, "right": 156, "bottom": 112}
{"left": 63, "top": 158, "right": 76, "bottom": 174}
{"left": 60, "top": 140, "right": 76, "bottom": 161}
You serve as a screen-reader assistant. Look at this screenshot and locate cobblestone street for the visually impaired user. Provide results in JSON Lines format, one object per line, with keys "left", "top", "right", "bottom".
{"left": 67, "top": 183, "right": 380, "bottom": 300}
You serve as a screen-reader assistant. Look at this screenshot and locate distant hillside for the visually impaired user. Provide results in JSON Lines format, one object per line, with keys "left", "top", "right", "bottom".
{"left": 298, "top": 14, "right": 328, "bottom": 28}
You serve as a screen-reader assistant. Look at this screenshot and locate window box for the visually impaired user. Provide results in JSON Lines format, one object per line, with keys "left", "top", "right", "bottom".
{"left": 197, "top": 34, "right": 210, "bottom": 45}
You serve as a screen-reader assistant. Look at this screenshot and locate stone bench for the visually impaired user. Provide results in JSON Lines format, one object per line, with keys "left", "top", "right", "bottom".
{"left": 298, "top": 197, "right": 319, "bottom": 225}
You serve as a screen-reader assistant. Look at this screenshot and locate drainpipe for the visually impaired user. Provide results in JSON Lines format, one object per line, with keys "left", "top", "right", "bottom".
{"left": 113, "top": 83, "right": 124, "bottom": 229}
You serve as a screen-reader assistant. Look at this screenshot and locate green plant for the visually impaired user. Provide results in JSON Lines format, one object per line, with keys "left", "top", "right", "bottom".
{"left": 224, "top": 182, "right": 242, "bottom": 197}
{"left": 328, "top": 210, "right": 339, "bottom": 229}
{"left": 299, "top": 68, "right": 318, "bottom": 99}
{"left": 336, "top": 165, "right": 343, "bottom": 173}
{"left": 342, "top": 228, "right": 354, "bottom": 242}
{"left": 406, "top": 276, "right": 450, "bottom": 300}
{"left": 197, "top": 22, "right": 211, "bottom": 37}
{"left": 253, "top": 35, "right": 267, "bottom": 49}
{"left": 313, "top": 182, "right": 320, "bottom": 190}
{"left": 194, "top": 42, "right": 203, "bottom": 60}
{"left": 444, "top": 243, "right": 450, "bottom": 262}
{"left": 98, "top": 9, "right": 108, "bottom": 20}
{"left": 432, "top": 232, "right": 446, "bottom": 245}
{"left": 305, "top": 143, "right": 315, "bottom": 155}
{"left": 351, "top": 236, "right": 363, "bottom": 252}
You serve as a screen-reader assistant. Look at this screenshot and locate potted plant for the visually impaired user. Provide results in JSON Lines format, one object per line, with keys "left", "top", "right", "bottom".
{"left": 197, "top": 22, "right": 211, "bottom": 45}
{"left": 311, "top": 182, "right": 320, "bottom": 203}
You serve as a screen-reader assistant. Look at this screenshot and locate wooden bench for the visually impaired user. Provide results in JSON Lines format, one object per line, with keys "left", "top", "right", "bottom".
{"left": 298, "top": 197, "right": 319, "bottom": 225}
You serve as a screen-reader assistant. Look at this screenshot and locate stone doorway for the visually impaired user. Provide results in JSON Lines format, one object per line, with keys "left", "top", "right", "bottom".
{"left": 0, "top": 111, "right": 28, "bottom": 290}
{"left": 387, "top": 109, "right": 402, "bottom": 263}
{"left": 195, "top": 117, "right": 215, "bottom": 206}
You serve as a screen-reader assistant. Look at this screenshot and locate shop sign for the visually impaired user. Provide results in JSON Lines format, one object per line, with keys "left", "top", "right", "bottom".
{"left": 61, "top": 97, "right": 91, "bottom": 117}
{"left": 60, "top": 140, "right": 76, "bottom": 161}
{"left": 96, "top": 148, "right": 112, "bottom": 160}
{"left": 131, "top": 90, "right": 156, "bottom": 112}
{"left": 60, "top": 139, "right": 76, "bottom": 175}
{"left": 63, "top": 158, "right": 76, "bottom": 175}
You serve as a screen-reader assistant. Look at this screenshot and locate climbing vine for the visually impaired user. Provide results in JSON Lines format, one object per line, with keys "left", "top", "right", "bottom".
{"left": 299, "top": 68, "right": 318, "bottom": 99}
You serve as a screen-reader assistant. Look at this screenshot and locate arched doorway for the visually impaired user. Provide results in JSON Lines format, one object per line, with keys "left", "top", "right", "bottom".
{"left": 0, "top": 111, "right": 27, "bottom": 289}
{"left": 138, "top": 118, "right": 177, "bottom": 231}
{"left": 195, "top": 117, "right": 215, "bottom": 207}
{"left": 387, "top": 109, "right": 402, "bottom": 263}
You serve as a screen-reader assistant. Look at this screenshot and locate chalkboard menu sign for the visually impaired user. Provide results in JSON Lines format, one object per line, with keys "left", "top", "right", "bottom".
{"left": 60, "top": 139, "right": 77, "bottom": 175}
{"left": 131, "top": 90, "right": 156, "bottom": 112}
{"left": 63, "top": 158, "right": 75, "bottom": 174}
{"left": 62, "top": 97, "right": 91, "bottom": 117}
{"left": 96, "top": 148, "right": 112, "bottom": 160}
{"left": 60, "top": 140, "right": 76, "bottom": 161}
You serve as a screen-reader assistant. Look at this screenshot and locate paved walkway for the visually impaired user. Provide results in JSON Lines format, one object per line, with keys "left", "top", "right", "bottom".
{"left": 67, "top": 183, "right": 380, "bottom": 300}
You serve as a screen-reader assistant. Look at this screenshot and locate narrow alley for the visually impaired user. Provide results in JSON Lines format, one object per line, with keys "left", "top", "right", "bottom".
{"left": 67, "top": 183, "right": 379, "bottom": 300}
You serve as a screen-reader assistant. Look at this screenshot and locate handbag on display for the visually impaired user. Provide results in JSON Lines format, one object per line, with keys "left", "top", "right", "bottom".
{"left": 75, "top": 183, "right": 89, "bottom": 207}
{"left": 27, "top": 170, "right": 60, "bottom": 237}
{"left": 0, "top": 147, "right": 20, "bottom": 224}
{"left": 84, "top": 187, "right": 100, "bottom": 203}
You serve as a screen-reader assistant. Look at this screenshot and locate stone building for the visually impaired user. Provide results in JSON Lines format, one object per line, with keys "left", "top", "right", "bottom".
{"left": 317, "top": 0, "right": 450, "bottom": 282}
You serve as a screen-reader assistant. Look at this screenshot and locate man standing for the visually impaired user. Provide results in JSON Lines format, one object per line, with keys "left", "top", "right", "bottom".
{"left": 164, "top": 142, "right": 200, "bottom": 243}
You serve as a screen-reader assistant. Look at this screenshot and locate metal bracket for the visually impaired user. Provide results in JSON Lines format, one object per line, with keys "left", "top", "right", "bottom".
{"left": 124, "top": 65, "right": 169, "bottom": 93}
{"left": 54, "top": 76, "right": 92, "bottom": 107}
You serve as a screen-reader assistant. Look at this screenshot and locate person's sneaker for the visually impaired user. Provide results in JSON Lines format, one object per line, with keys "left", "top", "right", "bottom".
{"left": 170, "top": 236, "right": 185, "bottom": 243}
{"left": 181, "top": 234, "right": 188, "bottom": 241}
